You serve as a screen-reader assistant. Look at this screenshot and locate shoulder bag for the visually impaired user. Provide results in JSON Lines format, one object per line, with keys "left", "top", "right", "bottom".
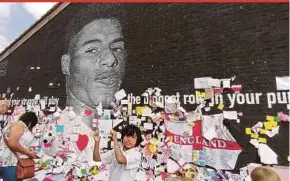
{"left": 2, "top": 135, "right": 35, "bottom": 179}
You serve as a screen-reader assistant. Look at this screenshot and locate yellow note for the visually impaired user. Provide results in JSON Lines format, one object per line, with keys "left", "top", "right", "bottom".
{"left": 264, "top": 122, "right": 273, "bottom": 130}
{"left": 200, "top": 92, "right": 206, "bottom": 98}
{"left": 266, "top": 116, "right": 274, "bottom": 122}
{"left": 151, "top": 138, "right": 159, "bottom": 144}
{"left": 91, "top": 167, "right": 99, "bottom": 175}
{"left": 251, "top": 133, "right": 259, "bottom": 139}
{"left": 260, "top": 129, "right": 267, "bottom": 134}
{"left": 258, "top": 137, "right": 267, "bottom": 143}
{"left": 196, "top": 91, "right": 201, "bottom": 98}
{"left": 271, "top": 121, "right": 278, "bottom": 128}
{"left": 149, "top": 144, "right": 157, "bottom": 153}
{"left": 245, "top": 128, "right": 252, "bottom": 135}
{"left": 2, "top": 93, "right": 6, "bottom": 98}
{"left": 218, "top": 104, "right": 224, "bottom": 110}
{"left": 135, "top": 106, "right": 145, "bottom": 116}
{"left": 127, "top": 103, "right": 132, "bottom": 116}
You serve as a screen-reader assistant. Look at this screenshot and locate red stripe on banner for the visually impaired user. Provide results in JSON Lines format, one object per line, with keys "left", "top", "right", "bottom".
{"left": 192, "top": 120, "right": 203, "bottom": 150}
{"left": 3, "top": 0, "right": 290, "bottom": 3}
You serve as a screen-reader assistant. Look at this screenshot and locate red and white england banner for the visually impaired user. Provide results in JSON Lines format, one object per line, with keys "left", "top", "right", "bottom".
{"left": 165, "top": 114, "right": 242, "bottom": 170}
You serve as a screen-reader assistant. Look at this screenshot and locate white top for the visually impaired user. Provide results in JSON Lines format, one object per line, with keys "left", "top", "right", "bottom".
{"left": 101, "top": 146, "right": 141, "bottom": 181}
{"left": 0, "top": 121, "right": 34, "bottom": 166}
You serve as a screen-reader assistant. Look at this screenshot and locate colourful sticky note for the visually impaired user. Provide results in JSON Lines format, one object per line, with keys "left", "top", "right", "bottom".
{"left": 266, "top": 116, "right": 274, "bottom": 122}
{"left": 2, "top": 93, "right": 6, "bottom": 98}
{"left": 260, "top": 129, "right": 267, "bottom": 134}
{"left": 56, "top": 125, "right": 64, "bottom": 133}
{"left": 56, "top": 119, "right": 64, "bottom": 125}
{"left": 199, "top": 161, "right": 205, "bottom": 166}
{"left": 200, "top": 92, "right": 206, "bottom": 98}
{"left": 217, "top": 104, "right": 224, "bottom": 110}
{"left": 149, "top": 144, "right": 157, "bottom": 153}
{"left": 258, "top": 137, "right": 267, "bottom": 143}
{"left": 84, "top": 110, "right": 92, "bottom": 116}
{"left": 271, "top": 121, "right": 278, "bottom": 128}
{"left": 135, "top": 106, "right": 145, "bottom": 116}
{"left": 264, "top": 122, "right": 273, "bottom": 130}
{"left": 277, "top": 112, "right": 289, "bottom": 122}
{"left": 274, "top": 116, "right": 280, "bottom": 122}
{"left": 91, "top": 167, "right": 99, "bottom": 175}
{"left": 199, "top": 156, "right": 205, "bottom": 160}
{"left": 245, "top": 128, "right": 252, "bottom": 135}
{"left": 196, "top": 91, "right": 201, "bottom": 98}
{"left": 251, "top": 133, "right": 259, "bottom": 139}
{"left": 81, "top": 169, "right": 87, "bottom": 175}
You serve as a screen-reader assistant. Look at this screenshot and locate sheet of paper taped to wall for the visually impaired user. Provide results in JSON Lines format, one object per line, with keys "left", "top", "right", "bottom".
{"left": 35, "top": 94, "right": 40, "bottom": 100}
{"left": 114, "top": 89, "right": 127, "bottom": 101}
{"left": 98, "top": 119, "right": 113, "bottom": 149}
{"left": 275, "top": 76, "right": 290, "bottom": 90}
{"left": 142, "top": 106, "right": 152, "bottom": 117}
{"left": 194, "top": 77, "right": 212, "bottom": 89}
{"left": 258, "top": 143, "right": 278, "bottom": 164}
{"left": 208, "top": 78, "right": 221, "bottom": 87}
{"left": 221, "top": 79, "right": 231, "bottom": 88}
{"left": 223, "top": 111, "right": 238, "bottom": 120}
{"left": 266, "top": 126, "right": 279, "bottom": 138}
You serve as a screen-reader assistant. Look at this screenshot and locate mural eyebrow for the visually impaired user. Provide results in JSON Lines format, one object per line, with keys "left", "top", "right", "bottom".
{"left": 111, "top": 37, "right": 124, "bottom": 44}
{"left": 82, "top": 39, "right": 102, "bottom": 47}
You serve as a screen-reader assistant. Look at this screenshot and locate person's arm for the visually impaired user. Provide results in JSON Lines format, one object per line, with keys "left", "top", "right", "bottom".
{"left": 93, "top": 131, "right": 113, "bottom": 164}
{"left": 6, "top": 124, "right": 36, "bottom": 158}
{"left": 93, "top": 131, "right": 101, "bottom": 162}
{"left": 111, "top": 130, "right": 127, "bottom": 164}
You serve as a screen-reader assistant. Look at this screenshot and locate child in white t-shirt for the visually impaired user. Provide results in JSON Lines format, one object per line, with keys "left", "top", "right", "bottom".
{"left": 93, "top": 124, "right": 142, "bottom": 181}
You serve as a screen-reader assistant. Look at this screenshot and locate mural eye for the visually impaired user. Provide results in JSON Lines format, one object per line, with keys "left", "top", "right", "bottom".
{"left": 111, "top": 47, "right": 123, "bottom": 52}
{"left": 86, "top": 47, "right": 100, "bottom": 54}
{"left": 111, "top": 47, "right": 124, "bottom": 53}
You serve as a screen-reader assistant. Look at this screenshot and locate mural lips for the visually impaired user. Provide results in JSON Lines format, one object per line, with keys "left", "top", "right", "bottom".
{"left": 94, "top": 71, "right": 119, "bottom": 87}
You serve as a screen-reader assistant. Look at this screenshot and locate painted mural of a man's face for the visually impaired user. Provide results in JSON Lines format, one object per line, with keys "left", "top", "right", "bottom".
{"left": 61, "top": 19, "right": 126, "bottom": 110}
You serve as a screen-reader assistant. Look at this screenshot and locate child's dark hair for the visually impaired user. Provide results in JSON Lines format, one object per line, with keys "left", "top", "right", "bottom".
{"left": 19, "top": 111, "right": 38, "bottom": 131}
{"left": 121, "top": 124, "right": 142, "bottom": 147}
